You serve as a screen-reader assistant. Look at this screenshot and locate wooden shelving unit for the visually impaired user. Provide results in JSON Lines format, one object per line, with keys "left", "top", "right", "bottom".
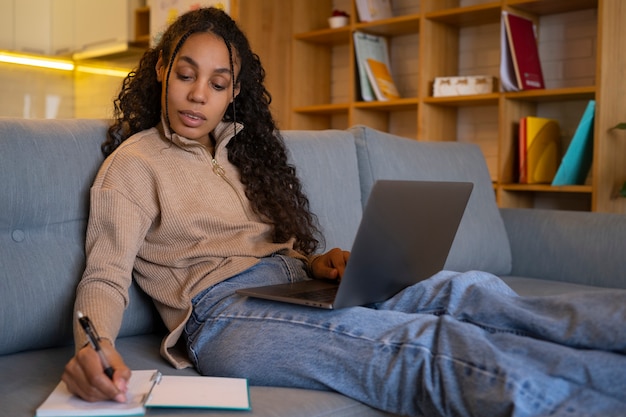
{"left": 288, "top": 0, "right": 626, "bottom": 213}
{"left": 133, "top": 6, "right": 150, "bottom": 47}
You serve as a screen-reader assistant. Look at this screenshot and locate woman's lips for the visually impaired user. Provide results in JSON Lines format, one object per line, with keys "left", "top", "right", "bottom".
{"left": 179, "top": 110, "right": 206, "bottom": 127}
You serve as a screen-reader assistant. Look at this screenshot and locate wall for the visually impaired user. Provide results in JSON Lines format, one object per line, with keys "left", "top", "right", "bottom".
{"left": 0, "top": 62, "right": 127, "bottom": 119}
{"left": 0, "top": 62, "right": 74, "bottom": 118}
{"left": 74, "top": 72, "right": 124, "bottom": 119}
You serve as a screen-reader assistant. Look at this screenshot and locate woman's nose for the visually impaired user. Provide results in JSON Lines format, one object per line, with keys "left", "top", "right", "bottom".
{"left": 188, "top": 83, "right": 207, "bottom": 104}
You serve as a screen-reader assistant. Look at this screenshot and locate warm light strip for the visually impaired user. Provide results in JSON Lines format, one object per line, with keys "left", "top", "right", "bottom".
{"left": 0, "top": 50, "right": 132, "bottom": 77}
{"left": 75, "top": 65, "right": 130, "bottom": 78}
{"left": 0, "top": 51, "right": 74, "bottom": 71}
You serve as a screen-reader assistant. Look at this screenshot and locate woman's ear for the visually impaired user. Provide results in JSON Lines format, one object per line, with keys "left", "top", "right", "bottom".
{"left": 232, "top": 83, "right": 241, "bottom": 102}
{"left": 155, "top": 51, "right": 164, "bottom": 82}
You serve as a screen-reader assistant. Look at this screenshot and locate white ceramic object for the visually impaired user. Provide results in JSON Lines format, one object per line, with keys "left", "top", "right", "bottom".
{"left": 328, "top": 15, "right": 349, "bottom": 28}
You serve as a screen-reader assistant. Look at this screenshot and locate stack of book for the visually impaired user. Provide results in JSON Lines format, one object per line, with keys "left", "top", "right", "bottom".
{"left": 353, "top": 31, "right": 400, "bottom": 102}
{"left": 517, "top": 100, "right": 596, "bottom": 186}
{"left": 352, "top": 1, "right": 400, "bottom": 102}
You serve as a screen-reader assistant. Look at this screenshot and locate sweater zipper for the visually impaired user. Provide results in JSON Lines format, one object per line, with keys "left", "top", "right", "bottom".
{"left": 211, "top": 158, "right": 226, "bottom": 178}
{"left": 211, "top": 157, "right": 253, "bottom": 220}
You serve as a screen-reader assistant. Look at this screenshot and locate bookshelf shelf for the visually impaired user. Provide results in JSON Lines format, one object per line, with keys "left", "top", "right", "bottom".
{"left": 505, "top": 0, "right": 598, "bottom": 16}
{"left": 423, "top": 93, "right": 500, "bottom": 107}
{"left": 293, "top": 103, "right": 350, "bottom": 115}
{"left": 294, "top": 27, "right": 351, "bottom": 45}
{"left": 424, "top": 3, "right": 502, "bottom": 27}
{"left": 354, "top": 14, "right": 421, "bottom": 36}
{"left": 287, "top": 0, "right": 626, "bottom": 213}
{"left": 501, "top": 183, "right": 593, "bottom": 193}
{"left": 504, "top": 86, "right": 596, "bottom": 102}
{"left": 354, "top": 98, "right": 419, "bottom": 112}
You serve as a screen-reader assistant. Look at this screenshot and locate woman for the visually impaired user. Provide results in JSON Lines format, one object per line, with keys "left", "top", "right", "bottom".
{"left": 63, "top": 7, "right": 626, "bottom": 417}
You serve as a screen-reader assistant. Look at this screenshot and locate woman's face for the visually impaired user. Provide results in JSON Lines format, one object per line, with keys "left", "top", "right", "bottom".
{"left": 156, "top": 32, "right": 240, "bottom": 147}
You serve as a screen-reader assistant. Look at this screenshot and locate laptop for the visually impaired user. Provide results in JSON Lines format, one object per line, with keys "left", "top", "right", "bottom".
{"left": 236, "top": 180, "right": 473, "bottom": 309}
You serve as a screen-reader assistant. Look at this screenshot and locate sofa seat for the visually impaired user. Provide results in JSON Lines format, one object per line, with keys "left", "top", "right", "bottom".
{"left": 0, "top": 333, "right": 395, "bottom": 417}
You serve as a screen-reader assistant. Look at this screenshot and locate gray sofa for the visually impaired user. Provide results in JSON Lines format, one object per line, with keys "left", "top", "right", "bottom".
{"left": 1, "top": 118, "right": 625, "bottom": 417}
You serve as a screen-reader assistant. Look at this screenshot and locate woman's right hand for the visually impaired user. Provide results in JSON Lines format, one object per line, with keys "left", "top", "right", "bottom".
{"left": 62, "top": 339, "right": 131, "bottom": 402}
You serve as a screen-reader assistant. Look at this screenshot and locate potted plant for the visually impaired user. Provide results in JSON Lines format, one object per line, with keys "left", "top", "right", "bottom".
{"left": 328, "top": 9, "right": 350, "bottom": 28}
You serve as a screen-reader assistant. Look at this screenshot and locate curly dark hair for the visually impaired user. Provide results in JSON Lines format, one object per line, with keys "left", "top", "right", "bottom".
{"left": 105, "top": 7, "right": 320, "bottom": 255}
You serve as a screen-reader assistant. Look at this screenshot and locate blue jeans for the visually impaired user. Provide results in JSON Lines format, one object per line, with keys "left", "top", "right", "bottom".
{"left": 184, "top": 255, "right": 626, "bottom": 417}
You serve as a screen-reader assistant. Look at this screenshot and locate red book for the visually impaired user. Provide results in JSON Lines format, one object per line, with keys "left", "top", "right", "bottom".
{"left": 503, "top": 12, "right": 545, "bottom": 90}
{"left": 518, "top": 117, "right": 527, "bottom": 183}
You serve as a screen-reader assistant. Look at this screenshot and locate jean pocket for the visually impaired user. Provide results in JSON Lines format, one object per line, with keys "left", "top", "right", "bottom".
{"left": 188, "top": 280, "right": 235, "bottom": 324}
{"left": 273, "top": 254, "right": 309, "bottom": 283}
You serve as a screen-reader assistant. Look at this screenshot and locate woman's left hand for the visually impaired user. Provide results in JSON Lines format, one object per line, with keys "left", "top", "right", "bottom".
{"left": 310, "top": 248, "right": 350, "bottom": 281}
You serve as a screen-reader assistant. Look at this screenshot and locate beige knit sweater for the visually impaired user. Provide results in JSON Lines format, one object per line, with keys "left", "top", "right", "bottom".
{"left": 74, "top": 121, "right": 305, "bottom": 368}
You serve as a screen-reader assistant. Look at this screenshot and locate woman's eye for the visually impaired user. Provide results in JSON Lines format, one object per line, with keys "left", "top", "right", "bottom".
{"left": 176, "top": 72, "right": 194, "bottom": 81}
{"left": 212, "top": 82, "right": 226, "bottom": 91}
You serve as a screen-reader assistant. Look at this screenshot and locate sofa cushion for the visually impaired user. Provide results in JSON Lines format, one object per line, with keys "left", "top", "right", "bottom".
{"left": 501, "top": 208, "right": 626, "bottom": 288}
{"left": 282, "top": 129, "right": 363, "bottom": 253}
{"left": 351, "top": 125, "right": 512, "bottom": 275}
{"left": 0, "top": 119, "right": 158, "bottom": 355}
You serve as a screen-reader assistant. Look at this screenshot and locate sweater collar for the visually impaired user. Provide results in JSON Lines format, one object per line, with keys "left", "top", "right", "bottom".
{"left": 159, "top": 115, "right": 244, "bottom": 152}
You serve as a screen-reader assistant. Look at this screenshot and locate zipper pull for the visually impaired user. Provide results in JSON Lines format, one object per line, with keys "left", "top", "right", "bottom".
{"left": 212, "top": 159, "right": 226, "bottom": 178}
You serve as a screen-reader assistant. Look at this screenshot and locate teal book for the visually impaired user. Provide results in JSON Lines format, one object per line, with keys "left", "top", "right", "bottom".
{"left": 552, "top": 100, "right": 595, "bottom": 186}
{"left": 353, "top": 31, "right": 392, "bottom": 102}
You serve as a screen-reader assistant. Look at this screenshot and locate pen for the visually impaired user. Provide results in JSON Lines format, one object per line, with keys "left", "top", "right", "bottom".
{"left": 77, "top": 311, "right": 115, "bottom": 380}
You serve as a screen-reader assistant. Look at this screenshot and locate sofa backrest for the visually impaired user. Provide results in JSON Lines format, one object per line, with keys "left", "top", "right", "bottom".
{"left": 0, "top": 119, "right": 157, "bottom": 355}
{"left": 501, "top": 208, "right": 626, "bottom": 288}
{"left": 281, "top": 129, "right": 363, "bottom": 252}
{"left": 0, "top": 121, "right": 364, "bottom": 356}
{"left": 351, "top": 126, "right": 512, "bottom": 275}
{"left": 0, "top": 120, "right": 512, "bottom": 356}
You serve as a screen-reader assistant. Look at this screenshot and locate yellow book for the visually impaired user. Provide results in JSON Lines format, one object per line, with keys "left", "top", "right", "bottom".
{"left": 521, "top": 117, "right": 560, "bottom": 184}
{"left": 365, "top": 58, "right": 400, "bottom": 101}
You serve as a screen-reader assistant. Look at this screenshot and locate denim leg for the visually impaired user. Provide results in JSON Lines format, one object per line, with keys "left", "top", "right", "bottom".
{"left": 185, "top": 261, "right": 626, "bottom": 417}
{"left": 377, "top": 270, "right": 626, "bottom": 353}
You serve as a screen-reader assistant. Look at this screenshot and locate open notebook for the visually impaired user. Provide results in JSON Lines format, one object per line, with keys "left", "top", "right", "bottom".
{"left": 36, "top": 370, "right": 250, "bottom": 416}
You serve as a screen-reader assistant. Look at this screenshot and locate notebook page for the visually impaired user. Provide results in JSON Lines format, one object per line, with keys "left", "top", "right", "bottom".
{"left": 147, "top": 374, "right": 250, "bottom": 410}
{"left": 36, "top": 370, "right": 156, "bottom": 417}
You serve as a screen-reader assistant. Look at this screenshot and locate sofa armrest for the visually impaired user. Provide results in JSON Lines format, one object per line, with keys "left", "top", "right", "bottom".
{"left": 500, "top": 208, "right": 626, "bottom": 289}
